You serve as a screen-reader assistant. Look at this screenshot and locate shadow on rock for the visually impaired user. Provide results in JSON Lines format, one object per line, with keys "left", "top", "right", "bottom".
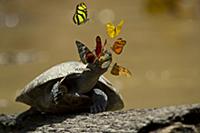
{"left": 0, "top": 108, "right": 78, "bottom": 132}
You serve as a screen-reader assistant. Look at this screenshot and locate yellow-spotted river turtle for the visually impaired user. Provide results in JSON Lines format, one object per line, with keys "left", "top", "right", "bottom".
{"left": 16, "top": 41, "right": 124, "bottom": 114}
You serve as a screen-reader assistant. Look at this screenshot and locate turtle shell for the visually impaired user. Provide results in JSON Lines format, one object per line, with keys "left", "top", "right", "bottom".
{"left": 16, "top": 61, "right": 124, "bottom": 113}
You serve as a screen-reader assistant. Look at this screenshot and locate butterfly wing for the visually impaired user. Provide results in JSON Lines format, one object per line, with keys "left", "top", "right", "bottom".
{"left": 73, "top": 2, "right": 89, "bottom": 25}
{"left": 111, "top": 38, "right": 126, "bottom": 55}
{"left": 111, "top": 63, "right": 120, "bottom": 75}
{"left": 115, "top": 20, "right": 124, "bottom": 36}
{"left": 73, "top": 11, "right": 88, "bottom": 25}
{"left": 106, "top": 20, "right": 124, "bottom": 38}
{"left": 119, "top": 66, "right": 132, "bottom": 77}
{"left": 95, "top": 36, "right": 102, "bottom": 58}
{"left": 106, "top": 23, "right": 116, "bottom": 38}
{"left": 111, "top": 63, "right": 132, "bottom": 77}
{"left": 85, "top": 52, "right": 96, "bottom": 64}
{"left": 77, "top": 2, "right": 87, "bottom": 11}
{"left": 76, "top": 40, "right": 96, "bottom": 64}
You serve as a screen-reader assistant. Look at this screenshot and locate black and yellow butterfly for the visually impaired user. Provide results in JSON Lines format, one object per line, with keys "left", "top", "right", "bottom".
{"left": 73, "top": 2, "right": 89, "bottom": 25}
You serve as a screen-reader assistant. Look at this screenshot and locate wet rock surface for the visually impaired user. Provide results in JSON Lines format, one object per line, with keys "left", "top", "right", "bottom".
{"left": 0, "top": 104, "right": 200, "bottom": 133}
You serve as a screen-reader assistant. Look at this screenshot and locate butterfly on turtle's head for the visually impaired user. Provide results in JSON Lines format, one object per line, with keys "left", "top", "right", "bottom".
{"left": 75, "top": 36, "right": 111, "bottom": 65}
{"left": 76, "top": 40, "right": 96, "bottom": 64}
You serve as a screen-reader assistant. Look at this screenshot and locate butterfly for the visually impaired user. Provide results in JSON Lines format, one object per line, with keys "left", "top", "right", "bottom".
{"left": 111, "top": 63, "right": 132, "bottom": 77}
{"left": 111, "top": 38, "right": 126, "bottom": 55}
{"left": 95, "top": 36, "right": 102, "bottom": 58}
{"left": 106, "top": 20, "right": 124, "bottom": 38}
{"left": 95, "top": 36, "right": 107, "bottom": 58}
{"left": 76, "top": 40, "right": 96, "bottom": 64}
{"left": 76, "top": 36, "right": 111, "bottom": 66}
{"left": 73, "top": 2, "right": 89, "bottom": 25}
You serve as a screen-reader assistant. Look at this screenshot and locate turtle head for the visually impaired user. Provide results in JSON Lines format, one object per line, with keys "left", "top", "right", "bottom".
{"left": 75, "top": 40, "right": 112, "bottom": 93}
{"left": 76, "top": 40, "right": 112, "bottom": 75}
{"left": 87, "top": 50, "right": 112, "bottom": 74}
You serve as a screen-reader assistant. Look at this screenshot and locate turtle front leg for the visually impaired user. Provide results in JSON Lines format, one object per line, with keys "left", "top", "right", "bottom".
{"left": 90, "top": 88, "right": 108, "bottom": 113}
{"left": 51, "top": 77, "right": 68, "bottom": 104}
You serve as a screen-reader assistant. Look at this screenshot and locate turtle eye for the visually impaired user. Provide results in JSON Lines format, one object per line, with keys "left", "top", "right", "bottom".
{"left": 101, "top": 60, "right": 112, "bottom": 69}
{"left": 99, "top": 50, "right": 112, "bottom": 61}
{"left": 99, "top": 50, "right": 112, "bottom": 69}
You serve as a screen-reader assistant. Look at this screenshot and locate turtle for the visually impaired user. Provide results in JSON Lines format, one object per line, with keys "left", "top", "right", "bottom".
{"left": 15, "top": 40, "right": 124, "bottom": 114}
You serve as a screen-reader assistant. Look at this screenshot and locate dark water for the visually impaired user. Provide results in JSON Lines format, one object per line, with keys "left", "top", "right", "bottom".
{"left": 0, "top": 0, "right": 200, "bottom": 114}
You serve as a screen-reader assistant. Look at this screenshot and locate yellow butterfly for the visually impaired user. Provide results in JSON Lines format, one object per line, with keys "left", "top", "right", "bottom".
{"left": 73, "top": 2, "right": 89, "bottom": 25}
{"left": 111, "top": 38, "right": 126, "bottom": 55}
{"left": 111, "top": 63, "right": 132, "bottom": 77}
{"left": 106, "top": 20, "right": 124, "bottom": 38}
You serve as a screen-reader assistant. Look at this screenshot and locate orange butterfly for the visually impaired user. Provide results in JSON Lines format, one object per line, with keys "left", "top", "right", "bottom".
{"left": 111, "top": 63, "right": 132, "bottom": 77}
{"left": 111, "top": 38, "right": 126, "bottom": 55}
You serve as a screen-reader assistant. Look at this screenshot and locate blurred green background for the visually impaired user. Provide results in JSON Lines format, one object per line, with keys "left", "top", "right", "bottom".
{"left": 0, "top": 0, "right": 200, "bottom": 114}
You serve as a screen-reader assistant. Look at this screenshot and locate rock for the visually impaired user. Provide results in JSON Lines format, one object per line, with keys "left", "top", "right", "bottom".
{"left": 0, "top": 104, "right": 200, "bottom": 133}
{"left": 152, "top": 122, "right": 198, "bottom": 133}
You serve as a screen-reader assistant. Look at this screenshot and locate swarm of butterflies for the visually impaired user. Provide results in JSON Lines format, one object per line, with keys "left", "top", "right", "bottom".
{"left": 73, "top": 2, "right": 131, "bottom": 77}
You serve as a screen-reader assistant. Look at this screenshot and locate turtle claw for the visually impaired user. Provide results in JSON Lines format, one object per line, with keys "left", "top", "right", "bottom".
{"left": 74, "top": 92, "right": 80, "bottom": 97}
{"left": 90, "top": 88, "right": 108, "bottom": 113}
{"left": 51, "top": 81, "right": 68, "bottom": 104}
{"left": 51, "top": 82, "right": 60, "bottom": 104}
{"left": 53, "top": 92, "right": 63, "bottom": 104}
{"left": 90, "top": 104, "right": 106, "bottom": 113}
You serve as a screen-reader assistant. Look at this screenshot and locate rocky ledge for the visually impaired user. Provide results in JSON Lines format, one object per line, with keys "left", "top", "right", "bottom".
{"left": 1, "top": 104, "right": 200, "bottom": 133}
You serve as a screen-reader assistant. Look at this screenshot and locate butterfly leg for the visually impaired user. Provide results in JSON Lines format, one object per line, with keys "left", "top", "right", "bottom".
{"left": 90, "top": 88, "right": 108, "bottom": 113}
